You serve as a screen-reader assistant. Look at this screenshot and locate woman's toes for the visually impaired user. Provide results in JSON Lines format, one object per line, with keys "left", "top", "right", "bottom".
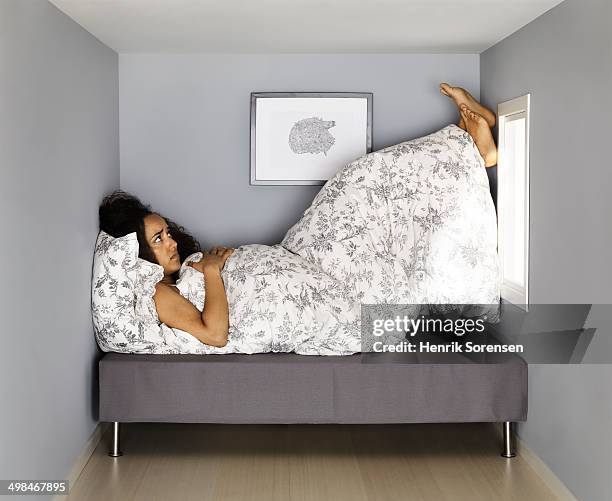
{"left": 473, "top": 110, "right": 487, "bottom": 126}
{"left": 440, "top": 82, "right": 451, "bottom": 96}
{"left": 465, "top": 107, "right": 482, "bottom": 125}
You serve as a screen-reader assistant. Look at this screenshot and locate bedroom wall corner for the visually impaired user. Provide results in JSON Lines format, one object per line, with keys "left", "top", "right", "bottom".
{"left": 0, "top": 0, "right": 119, "bottom": 485}
{"left": 480, "top": 0, "right": 612, "bottom": 499}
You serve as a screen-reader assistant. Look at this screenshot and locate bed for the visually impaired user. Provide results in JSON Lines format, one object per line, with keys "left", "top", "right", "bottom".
{"left": 97, "top": 126, "right": 523, "bottom": 458}
{"left": 99, "top": 350, "right": 527, "bottom": 458}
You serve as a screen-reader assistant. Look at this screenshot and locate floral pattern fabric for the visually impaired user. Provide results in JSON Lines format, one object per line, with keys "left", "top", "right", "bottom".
{"left": 94, "top": 124, "right": 500, "bottom": 355}
{"left": 91, "top": 231, "right": 176, "bottom": 354}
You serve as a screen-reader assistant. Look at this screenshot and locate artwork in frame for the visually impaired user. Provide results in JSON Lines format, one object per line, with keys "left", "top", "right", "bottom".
{"left": 250, "top": 92, "right": 373, "bottom": 185}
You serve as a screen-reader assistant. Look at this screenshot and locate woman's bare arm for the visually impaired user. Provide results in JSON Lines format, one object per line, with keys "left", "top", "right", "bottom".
{"left": 153, "top": 254, "right": 233, "bottom": 348}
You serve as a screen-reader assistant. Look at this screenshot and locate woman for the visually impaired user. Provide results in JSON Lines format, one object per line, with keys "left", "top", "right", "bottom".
{"left": 98, "top": 192, "right": 235, "bottom": 348}
{"left": 98, "top": 84, "right": 500, "bottom": 354}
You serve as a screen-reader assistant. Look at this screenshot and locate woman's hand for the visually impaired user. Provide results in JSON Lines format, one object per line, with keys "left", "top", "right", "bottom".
{"left": 156, "top": 245, "right": 233, "bottom": 348}
{"left": 189, "top": 246, "right": 235, "bottom": 273}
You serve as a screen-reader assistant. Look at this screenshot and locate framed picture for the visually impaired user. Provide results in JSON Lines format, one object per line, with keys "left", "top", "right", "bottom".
{"left": 250, "top": 92, "right": 373, "bottom": 185}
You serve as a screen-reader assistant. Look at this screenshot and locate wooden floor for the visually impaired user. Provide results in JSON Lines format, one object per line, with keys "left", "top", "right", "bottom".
{"left": 68, "top": 423, "right": 559, "bottom": 501}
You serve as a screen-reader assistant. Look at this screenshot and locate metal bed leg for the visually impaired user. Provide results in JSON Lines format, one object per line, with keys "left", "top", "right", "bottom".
{"left": 501, "top": 421, "right": 516, "bottom": 458}
{"left": 108, "top": 422, "right": 123, "bottom": 457}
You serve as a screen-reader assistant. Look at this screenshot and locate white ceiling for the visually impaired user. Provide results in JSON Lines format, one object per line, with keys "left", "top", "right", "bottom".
{"left": 49, "top": 0, "right": 565, "bottom": 54}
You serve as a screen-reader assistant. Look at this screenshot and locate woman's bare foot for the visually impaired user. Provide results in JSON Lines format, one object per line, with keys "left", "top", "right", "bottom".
{"left": 459, "top": 105, "right": 498, "bottom": 168}
{"left": 440, "top": 83, "right": 496, "bottom": 128}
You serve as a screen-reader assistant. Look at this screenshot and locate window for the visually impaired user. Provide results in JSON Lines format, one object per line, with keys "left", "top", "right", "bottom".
{"left": 497, "top": 94, "right": 530, "bottom": 310}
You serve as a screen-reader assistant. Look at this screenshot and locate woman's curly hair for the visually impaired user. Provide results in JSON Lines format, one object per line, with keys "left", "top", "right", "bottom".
{"left": 98, "top": 190, "right": 201, "bottom": 279}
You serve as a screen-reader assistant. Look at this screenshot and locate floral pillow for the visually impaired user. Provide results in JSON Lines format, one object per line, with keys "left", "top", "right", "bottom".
{"left": 91, "top": 231, "right": 168, "bottom": 353}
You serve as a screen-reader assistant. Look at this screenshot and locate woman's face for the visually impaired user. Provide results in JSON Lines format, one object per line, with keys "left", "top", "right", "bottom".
{"left": 143, "top": 213, "right": 181, "bottom": 276}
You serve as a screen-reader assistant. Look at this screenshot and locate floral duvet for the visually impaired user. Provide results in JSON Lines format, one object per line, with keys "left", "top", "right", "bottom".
{"left": 130, "top": 124, "right": 500, "bottom": 355}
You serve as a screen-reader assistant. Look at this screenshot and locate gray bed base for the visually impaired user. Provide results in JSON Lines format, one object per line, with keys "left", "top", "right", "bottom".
{"left": 99, "top": 351, "right": 527, "bottom": 458}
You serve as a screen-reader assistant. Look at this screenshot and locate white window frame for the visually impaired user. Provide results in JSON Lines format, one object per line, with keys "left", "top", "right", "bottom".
{"left": 497, "top": 94, "right": 530, "bottom": 310}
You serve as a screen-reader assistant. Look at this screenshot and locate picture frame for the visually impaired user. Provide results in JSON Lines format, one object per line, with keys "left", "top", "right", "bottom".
{"left": 250, "top": 92, "right": 373, "bottom": 185}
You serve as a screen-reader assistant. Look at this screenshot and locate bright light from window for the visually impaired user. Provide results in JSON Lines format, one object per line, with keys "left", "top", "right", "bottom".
{"left": 497, "top": 95, "right": 530, "bottom": 309}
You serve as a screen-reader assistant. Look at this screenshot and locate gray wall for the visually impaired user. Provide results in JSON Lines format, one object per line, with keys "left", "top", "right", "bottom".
{"left": 481, "top": 0, "right": 612, "bottom": 499}
{"left": 7, "top": 2, "right": 608, "bottom": 497}
{"left": 0, "top": 0, "right": 119, "bottom": 491}
{"left": 119, "top": 54, "right": 479, "bottom": 248}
